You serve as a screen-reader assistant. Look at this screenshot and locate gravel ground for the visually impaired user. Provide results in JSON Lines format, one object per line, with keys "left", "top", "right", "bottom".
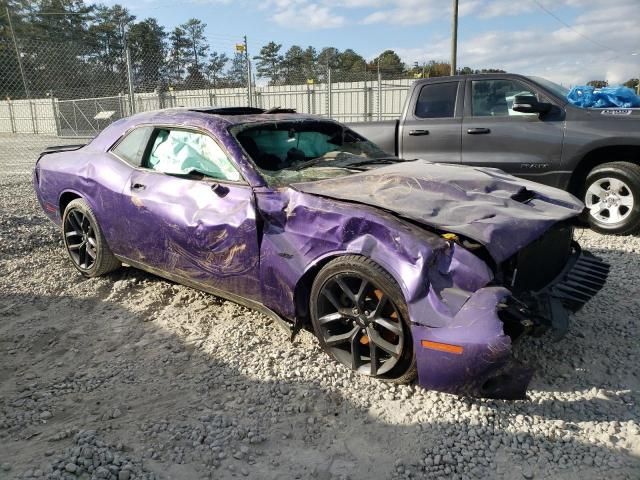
{"left": 0, "top": 135, "right": 639, "bottom": 480}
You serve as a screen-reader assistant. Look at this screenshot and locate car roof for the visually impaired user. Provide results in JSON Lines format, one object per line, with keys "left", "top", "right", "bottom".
{"left": 88, "top": 106, "right": 338, "bottom": 182}
{"left": 125, "top": 107, "right": 325, "bottom": 130}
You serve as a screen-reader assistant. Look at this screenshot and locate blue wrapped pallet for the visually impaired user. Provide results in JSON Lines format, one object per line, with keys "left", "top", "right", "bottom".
{"left": 567, "top": 85, "right": 640, "bottom": 108}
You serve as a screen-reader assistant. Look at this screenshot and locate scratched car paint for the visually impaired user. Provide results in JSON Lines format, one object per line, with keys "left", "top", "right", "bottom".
{"left": 32, "top": 107, "right": 609, "bottom": 399}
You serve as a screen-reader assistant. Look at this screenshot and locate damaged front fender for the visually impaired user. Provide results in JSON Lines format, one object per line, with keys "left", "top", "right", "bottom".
{"left": 413, "top": 287, "right": 533, "bottom": 400}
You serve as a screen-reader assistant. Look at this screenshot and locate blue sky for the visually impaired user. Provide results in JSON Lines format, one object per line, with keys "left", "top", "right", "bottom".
{"left": 100, "top": 0, "right": 640, "bottom": 85}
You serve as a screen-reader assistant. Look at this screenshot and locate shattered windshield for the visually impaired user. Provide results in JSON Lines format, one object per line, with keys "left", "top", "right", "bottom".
{"left": 231, "top": 120, "right": 401, "bottom": 186}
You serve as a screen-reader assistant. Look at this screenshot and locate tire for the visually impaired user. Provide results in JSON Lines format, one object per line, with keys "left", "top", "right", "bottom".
{"left": 310, "top": 255, "right": 416, "bottom": 384}
{"left": 62, "top": 198, "right": 121, "bottom": 277}
{"left": 583, "top": 161, "right": 640, "bottom": 235}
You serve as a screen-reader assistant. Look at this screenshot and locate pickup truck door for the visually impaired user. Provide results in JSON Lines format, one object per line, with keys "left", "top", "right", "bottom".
{"left": 399, "top": 80, "right": 462, "bottom": 163}
{"left": 461, "top": 78, "right": 565, "bottom": 187}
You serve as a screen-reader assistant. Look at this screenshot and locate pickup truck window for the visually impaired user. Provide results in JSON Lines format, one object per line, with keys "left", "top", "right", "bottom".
{"left": 527, "top": 76, "right": 569, "bottom": 99}
{"left": 415, "top": 82, "right": 458, "bottom": 119}
{"left": 471, "top": 80, "right": 536, "bottom": 117}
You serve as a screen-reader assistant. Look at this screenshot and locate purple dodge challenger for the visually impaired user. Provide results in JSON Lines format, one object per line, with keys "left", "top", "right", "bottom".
{"left": 33, "top": 107, "right": 609, "bottom": 399}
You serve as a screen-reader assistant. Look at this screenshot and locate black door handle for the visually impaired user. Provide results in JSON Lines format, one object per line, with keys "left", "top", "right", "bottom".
{"left": 467, "top": 128, "right": 491, "bottom": 134}
{"left": 409, "top": 129, "right": 429, "bottom": 136}
{"left": 131, "top": 183, "right": 146, "bottom": 191}
{"left": 211, "top": 182, "right": 229, "bottom": 198}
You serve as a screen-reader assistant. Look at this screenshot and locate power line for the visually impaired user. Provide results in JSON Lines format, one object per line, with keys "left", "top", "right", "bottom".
{"left": 530, "top": 0, "right": 615, "bottom": 52}
{"left": 35, "top": 12, "right": 89, "bottom": 16}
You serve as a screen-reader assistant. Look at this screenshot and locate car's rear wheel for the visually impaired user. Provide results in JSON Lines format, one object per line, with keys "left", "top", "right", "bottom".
{"left": 310, "top": 256, "right": 416, "bottom": 383}
{"left": 583, "top": 162, "right": 640, "bottom": 235}
{"left": 62, "top": 198, "right": 121, "bottom": 277}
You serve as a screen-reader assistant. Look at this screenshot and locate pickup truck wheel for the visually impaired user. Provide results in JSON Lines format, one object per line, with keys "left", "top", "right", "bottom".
{"left": 310, "top": 256, "right": 417, "bottom": 384}
{"left": 584, "top": 162, "right": 640, "bottom": 235}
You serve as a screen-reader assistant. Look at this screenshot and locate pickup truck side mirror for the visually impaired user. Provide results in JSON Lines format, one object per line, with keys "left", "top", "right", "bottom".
{"left": 512, "top": 95, "right": 552, "bottom": 114}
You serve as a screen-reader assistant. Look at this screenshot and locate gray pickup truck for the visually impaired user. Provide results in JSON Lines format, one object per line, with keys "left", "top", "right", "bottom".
{"left": 349, "top": 73, "right": 640, "bottom": 235}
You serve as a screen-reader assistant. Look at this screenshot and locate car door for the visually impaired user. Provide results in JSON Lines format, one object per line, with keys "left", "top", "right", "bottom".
{"left": 399, "top": 80, "right": 462, "bottom": 163}
{"left": 461, "top": 78, "right": 564, "bottom": 186}
{"left": 101, "top": 125, "right": 154, "bottom": 255}
{"left": 116, "top": 126, "right": 261, "bottom": 302}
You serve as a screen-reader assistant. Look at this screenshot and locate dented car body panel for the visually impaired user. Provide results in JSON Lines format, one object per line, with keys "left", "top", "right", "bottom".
{"left": 33, "top": 108, "right": 609, "bottom": 399}
{"left": 291, "top": 161, "right": 585, "bottom": 263}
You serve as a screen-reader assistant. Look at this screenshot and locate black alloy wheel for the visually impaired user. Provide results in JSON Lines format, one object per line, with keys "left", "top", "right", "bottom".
{"left": 310, "top": 256, "right": 416, "bottom": 383}
{"left": 62, "top": 198, "right": 121, "bottom": 278}
{"left": 64, "top": 208, "right": 97, "bottom": 271}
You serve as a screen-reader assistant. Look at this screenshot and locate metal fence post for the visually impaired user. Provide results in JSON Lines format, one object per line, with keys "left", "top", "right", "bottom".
{"left": 118, "top": 93, "right": 126, "bottom": 118}
{"left": 327, "top": 67, "right": 332, "bottom": 118}
{"left": 7, "top": 99, "right": 16, "bottom": 133}
{"left": 252, "top": 74, "right": 258, "bottom": 108}
{"left": 30, "top": 100, "right": 39, "bottom": 134}
{"left": 125, "top": 45, "right": 135, "bottom": 115}
{"left": 311, "top": 86, "right": 316, "bottom": 115}
{"left": 367, "top": 73, "right": 374, "bottom": 121}
{"left": 72, "top": 100, "right": 78, "bottom": 134}
{"left": 306, "top": 82, "right": 312, "bottom": 114}
{"left": 363, "top": 74, "right": 368, "bottom": 121}
{"left": 377, "top": 69, "right": 382, "bottom": 121}
{"left": 52, "top": 97, "right": 61, "bottom": 136}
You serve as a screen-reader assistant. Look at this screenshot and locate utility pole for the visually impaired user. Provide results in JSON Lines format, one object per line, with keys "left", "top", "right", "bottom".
{"left": 6, "top": 6, "right": 30, "bottom": 99}
{"left": 244, "top": 36, "right": 253, "bottom": 107}
{"left": 450, "top": 0, "right": 458, "bottom": 76}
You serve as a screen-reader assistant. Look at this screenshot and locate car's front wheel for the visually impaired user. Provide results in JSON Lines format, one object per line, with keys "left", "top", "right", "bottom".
{"left": 62, "top": 198, "right": 121, "bottom": 277}
{"left": 310, "top": 256, "right": 416, "bottom": 383}
{"left": 584, "top": 161, "right": 640, "bottom": 235}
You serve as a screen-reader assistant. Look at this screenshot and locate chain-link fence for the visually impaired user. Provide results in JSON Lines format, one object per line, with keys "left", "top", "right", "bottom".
{"left": 0, "top": 37, "right": 420, "bottom": 141}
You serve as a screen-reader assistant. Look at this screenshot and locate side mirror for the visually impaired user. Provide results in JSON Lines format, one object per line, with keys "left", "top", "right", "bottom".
{"left": 512, "top": 95, "right": 551, "bottom": 114}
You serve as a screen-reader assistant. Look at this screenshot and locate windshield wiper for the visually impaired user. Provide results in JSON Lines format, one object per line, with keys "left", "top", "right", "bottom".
{"left": 293, "top": 155, "right": 403, "bottom": 171}
{"left": 343, "top": 157, "right": 405, "bottom": 168}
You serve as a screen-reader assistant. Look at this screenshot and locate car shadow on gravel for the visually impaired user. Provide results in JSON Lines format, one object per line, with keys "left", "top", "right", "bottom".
{"left": 1, "top": 288, "right": 638, "bottom": 480}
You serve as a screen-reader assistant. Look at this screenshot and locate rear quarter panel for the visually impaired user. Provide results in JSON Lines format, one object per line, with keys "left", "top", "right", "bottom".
{"left": 34, "top": 149, "right": 134, "bottom": 253}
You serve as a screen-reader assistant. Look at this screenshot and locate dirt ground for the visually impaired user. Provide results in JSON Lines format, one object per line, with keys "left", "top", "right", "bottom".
{"left": 0, "top": 135, "right": 638, "bottom": 480}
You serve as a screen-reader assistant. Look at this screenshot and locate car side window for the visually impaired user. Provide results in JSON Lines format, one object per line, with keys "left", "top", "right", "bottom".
{"left": 471, "top": 80, "right": 537, "bottom": 117}
{"left": 145, "top": 129, "right": 241, "bottom": 182}
{"left": 415, "top": 82, "right": 458, "bottom": 119}
{"left": 111, "top": 126, "right": 153, "bottom": 167}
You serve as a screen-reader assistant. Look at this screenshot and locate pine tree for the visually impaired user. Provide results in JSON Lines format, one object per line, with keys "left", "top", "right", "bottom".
{"left": 254, "top": 41, "right": 283, "bottom": 84}
{"left": 207, "top": 52, "right": 229, "bottom": 87}
{"left": 226, "top": 52, "right": 247, "bottom": 87}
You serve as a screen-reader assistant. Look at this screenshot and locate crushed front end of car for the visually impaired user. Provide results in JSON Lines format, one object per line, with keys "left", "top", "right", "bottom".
{"left": 292, "top": 160, "right": 610, "bottom": 399}
{"left": 413, "top": 223, "right": 609, "bottom": 400}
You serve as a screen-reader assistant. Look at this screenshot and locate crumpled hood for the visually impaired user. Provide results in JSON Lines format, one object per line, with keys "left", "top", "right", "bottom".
{"left": 291, "top": 160, "right": 584, "bottom": 262}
